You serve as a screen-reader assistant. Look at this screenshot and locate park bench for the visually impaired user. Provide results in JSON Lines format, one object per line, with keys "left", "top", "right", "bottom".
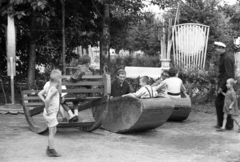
{"left": 125, "top": 66, "right": 192, "bottom": 122}
{"left": 21, "top": 74, "right": 111, "bottom": 134}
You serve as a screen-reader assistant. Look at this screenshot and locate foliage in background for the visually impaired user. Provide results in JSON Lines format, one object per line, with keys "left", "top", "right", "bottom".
{"left": 120, "top": 12, "right": 160, "bottom": 56}
{"left": 179, "top": 66, "right": 218, "bottom": 105}
{"left": 0, "top": 0, "right": 146, "bottom": 87}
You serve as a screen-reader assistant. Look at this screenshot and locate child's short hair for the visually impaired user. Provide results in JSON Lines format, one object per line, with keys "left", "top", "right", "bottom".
{"left": 140, "top": 76, "right": 150, "bottom": 85}
{"left": 81, "top": 55, "right": 91, "bottom": 64}
{"left": 168, "top": 67, "right": 178, "bottom": 77}
{"left": 228, "top": 78, "right": 237, "bottom": 87}
{"left": 117, "top": 69, "right": 126, "bottom": 76}
{"left": 161, "top": 70, "right": 169, "bottom": 77}
{"left": 50, "top": 69, "right": 62, "bottom": 83}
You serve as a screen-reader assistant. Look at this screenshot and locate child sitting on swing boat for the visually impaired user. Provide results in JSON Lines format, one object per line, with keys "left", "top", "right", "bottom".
{"left": 122, "top": 75, "right": 158, "bottom": 99}
{"left": 152, "top": 67, "right": 186, "bottom": 98}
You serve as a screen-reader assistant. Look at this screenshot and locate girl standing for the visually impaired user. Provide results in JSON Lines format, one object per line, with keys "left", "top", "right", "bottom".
{"left": 217, "top": 78, "right": 240, "bottom": 133}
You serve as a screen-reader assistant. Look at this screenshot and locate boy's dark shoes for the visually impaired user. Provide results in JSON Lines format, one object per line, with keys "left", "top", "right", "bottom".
{"left": 69, "top": 115, "right": 78, "bottom": 123}
{"left": 46, "top": 147, "right": 60, "bottom": 157}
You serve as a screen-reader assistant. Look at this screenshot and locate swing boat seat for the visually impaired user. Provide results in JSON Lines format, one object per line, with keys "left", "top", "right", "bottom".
{"left": 21, "top": 74, "right": 111, "bottom": 134}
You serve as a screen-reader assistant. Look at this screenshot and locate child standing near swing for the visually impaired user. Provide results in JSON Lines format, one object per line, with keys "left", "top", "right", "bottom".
{"left": 217, "top": 78, "right": 240, "bottom": 133}
{"left": 38, "top": 69, "right": 62, "bottom": 157}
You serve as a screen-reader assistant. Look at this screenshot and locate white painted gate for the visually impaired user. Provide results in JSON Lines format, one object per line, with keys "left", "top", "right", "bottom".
{"left": 172, "top": 23, "right": 210, "bottom": 70}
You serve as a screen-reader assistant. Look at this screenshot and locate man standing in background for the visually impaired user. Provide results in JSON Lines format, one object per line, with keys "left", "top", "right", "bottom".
{"left": 214, "top": 41, "right": 235, "bottom": 130}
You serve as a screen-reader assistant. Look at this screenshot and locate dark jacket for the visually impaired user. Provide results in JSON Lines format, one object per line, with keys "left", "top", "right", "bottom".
{"left": 111, "top": 80, "right": 130, "bottom": 97}
{"left": 218, "top": 52, "right": 235, "bottom": 92}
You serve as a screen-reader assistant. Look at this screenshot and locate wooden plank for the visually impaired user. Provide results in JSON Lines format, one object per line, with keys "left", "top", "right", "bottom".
{"left": 23, "top": 96, "right": 41, "bottom": 100}
{"left": 203, "top": 26, "right": 209, "bottom": 69}
{"left": 62, "top": 81, "right": 104, "bottom": 86}
{"left": 22, "top": 90, "right": 41, "bottom": 94}
{"left": 78, "top": 96, "right": 108, "bottom": 112}
{"left": 62, "top": 88, "right": 103, "bottom": 93}
{"left": 172, "top": 26, "right": 176, "bottom": 65}
{"left": 29, "top": 105, "right": 44, "bottom": 116}
{"left": 24, "top": 102, "right": 44, "bottom": 106}
{"left": 63, "top": 75, "right": 104, "bottom": 79}
{"left": 64, "top": 97, "right": 101, "bottom": 102}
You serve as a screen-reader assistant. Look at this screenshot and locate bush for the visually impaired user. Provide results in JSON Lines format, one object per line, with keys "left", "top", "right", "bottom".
{"left": 179, "top": 67, "right": 218, "bottom": 105}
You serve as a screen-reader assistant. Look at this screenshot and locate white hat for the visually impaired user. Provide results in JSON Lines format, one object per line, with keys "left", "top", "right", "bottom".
{"left": 214, "top": 41, "right": 226, "bottom": 48}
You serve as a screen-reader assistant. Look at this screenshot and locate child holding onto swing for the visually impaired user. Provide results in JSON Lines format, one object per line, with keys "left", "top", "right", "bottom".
{"left": 122, "top": 76, "right": 158, "bottom": 99}
{"left": 217, "top": 78, "right": 240, "bottom": 133}
{"left": 38, "top": 69, "right": 62, "bottom": 157}
{"left": 152, "top": 67, "right": 186, "bottom": 98}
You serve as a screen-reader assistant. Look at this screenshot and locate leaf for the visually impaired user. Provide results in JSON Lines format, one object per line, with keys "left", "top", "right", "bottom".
{"left": 51, "top": 11, "right": 55, "bottom": 17}
{"left": 32, "top": 5, "right": 36, "bottom": 10}
{"left": 36, "top": 17, "right": 41, "bottom": 22}
{"left": 17, "top": 14, "right": 22, "bottom": 19}
{"left": 40, "top": 5, "right": 45, "bottom": 10}
{"left": 26, "top": 11, "right": 31, "bottom": 16}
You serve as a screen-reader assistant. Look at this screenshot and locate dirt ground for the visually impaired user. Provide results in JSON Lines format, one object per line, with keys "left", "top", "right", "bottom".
{"left": 1, "top": 107, "right": 240, "bottom": 162}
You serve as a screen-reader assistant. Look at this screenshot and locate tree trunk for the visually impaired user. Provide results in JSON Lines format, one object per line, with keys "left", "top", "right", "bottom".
{"left": 27, "top": 14, "right": 37, "bottom": 89}
{"left": 61, "top": 0, "right": 66, "bottom": 75}
{"left": 100, "top": 0, "right": 110, "bottom": 74}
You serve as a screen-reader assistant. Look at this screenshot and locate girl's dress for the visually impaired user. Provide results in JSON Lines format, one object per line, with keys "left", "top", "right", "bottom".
{"left": 223, "top": 89, "right": 239, "bottom": 116}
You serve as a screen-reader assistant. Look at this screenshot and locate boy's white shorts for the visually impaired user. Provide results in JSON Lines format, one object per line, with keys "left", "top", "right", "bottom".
{"left": 43, "top": 110, "right": 58, "bottom": 128}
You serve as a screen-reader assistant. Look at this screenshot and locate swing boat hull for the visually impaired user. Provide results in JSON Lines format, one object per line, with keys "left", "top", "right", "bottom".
{"left": 92, "top": 97, "right": 175, "bottom": 133}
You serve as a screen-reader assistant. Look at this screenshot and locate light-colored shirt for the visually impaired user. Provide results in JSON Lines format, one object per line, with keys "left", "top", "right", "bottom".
{"left": 45, "top": 87, "right": 60, "bottom": 114}
{"left": 44, "top": 81, "right": 67, "bottom": 97}
{"left": 124, "top": 85, "right": 158, "bottom": 99}
{"left": 151, "top": 78, "right": 167, "bottom": 96}
{"left": 153, "top": 77, "right": 185, "bottom": 98}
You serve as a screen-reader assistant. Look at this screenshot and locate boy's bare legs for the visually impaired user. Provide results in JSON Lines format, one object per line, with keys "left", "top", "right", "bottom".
{"left": 47, "top": 126, "right": 60, "bottom": 157}
{"left": 48, "top": 126, "right": 56, "bottom": 149}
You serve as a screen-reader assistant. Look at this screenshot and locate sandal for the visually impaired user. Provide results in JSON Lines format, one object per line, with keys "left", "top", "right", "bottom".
{"left": 237, "top": 128, "right": 240, "bottom": 133}
{"left": 216, "top": 128, "right": 225, "bottom": 132}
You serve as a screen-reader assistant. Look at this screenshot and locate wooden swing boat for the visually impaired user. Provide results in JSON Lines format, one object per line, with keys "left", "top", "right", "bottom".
{"left": 92, "top": 96, "right": 175, "bottom": 133}
{"left": 92, "top": 93, "right": 191, "bottom": 133}
{"left": 167, "top": 92, "right": 192, "bottom": 121}
{"left": 21, "top": 74, "right": 111, "bottom": 134}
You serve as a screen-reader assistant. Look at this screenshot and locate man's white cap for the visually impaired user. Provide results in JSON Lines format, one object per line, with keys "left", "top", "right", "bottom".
{"left": 214, "top": 41, "right": 226, "bottom": 48}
